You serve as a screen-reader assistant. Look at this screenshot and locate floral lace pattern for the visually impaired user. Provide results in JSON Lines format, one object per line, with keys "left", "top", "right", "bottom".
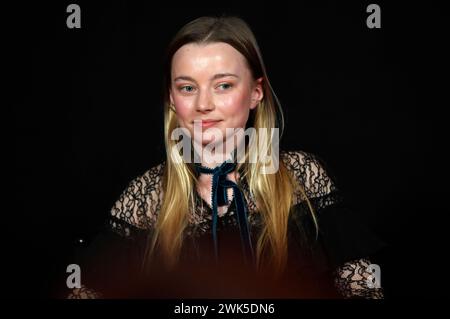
{"left": 334, "top": 258, "right": 384, "bottom": 299}
{"left": 110, "top": 164, "right": 164, "bottom": 229}
{"left": 67, "top": 285, "right": 102, "bottom": 299}
{"left": 71, "top": 150, "right": 383, "bottom": 299}
{"left": 109, "top": 151, "right": 338, "bottom": 235}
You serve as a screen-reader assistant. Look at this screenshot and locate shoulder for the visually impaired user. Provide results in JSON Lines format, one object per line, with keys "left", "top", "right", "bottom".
{"left": 110, "top": 162, "right": 165, "bottom": 230}
{"left": 281, "top": 150, "right": 337, "bottom": 199}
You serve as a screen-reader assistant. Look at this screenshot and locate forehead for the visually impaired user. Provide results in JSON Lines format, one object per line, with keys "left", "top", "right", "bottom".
{"left": 171, "top": 42, "right": 249, "bottom": 78}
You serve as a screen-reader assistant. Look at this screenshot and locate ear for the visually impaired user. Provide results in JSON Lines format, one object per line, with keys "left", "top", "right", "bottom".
{"left": 169, "top": 90, "right": 175, "bottom": 105}
{"left": 250, "top": 77, "right": 264, "bottom": 110}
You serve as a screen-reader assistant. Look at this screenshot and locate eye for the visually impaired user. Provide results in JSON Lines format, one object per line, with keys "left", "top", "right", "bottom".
{"left": 217, "top": 83, "right": 233, "bottom": 90}
{"left": 179, "top": 85, "right": 196, "bottom": 93}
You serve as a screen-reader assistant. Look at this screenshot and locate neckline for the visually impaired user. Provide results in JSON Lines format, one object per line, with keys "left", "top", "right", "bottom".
{"left": 193, "top": 146, "right": 240, "bottom": 171}
{"left": 195, "top": 188, "right": 236, "bottom": 218}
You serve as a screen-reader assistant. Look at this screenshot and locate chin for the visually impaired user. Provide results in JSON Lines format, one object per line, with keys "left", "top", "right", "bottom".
{"left": 200, "top": 139, "right": 214, "bottom": 146}
{"left": 201, "top": 138, "right": 224, "bottom": 146}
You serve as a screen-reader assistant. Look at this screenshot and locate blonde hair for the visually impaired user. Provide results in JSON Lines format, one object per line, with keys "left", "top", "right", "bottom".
{"left": 145, "top": 16, "right": 317, "bottom": 276}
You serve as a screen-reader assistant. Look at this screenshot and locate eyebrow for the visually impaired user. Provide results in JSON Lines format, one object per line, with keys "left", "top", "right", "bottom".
{"left": 173, "top": 73, "right": 239, "bottom": 82}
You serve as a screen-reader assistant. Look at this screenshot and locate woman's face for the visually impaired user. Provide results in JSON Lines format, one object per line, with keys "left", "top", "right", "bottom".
{"left": 169, "top": 42, "right": 263, "bottom": 146}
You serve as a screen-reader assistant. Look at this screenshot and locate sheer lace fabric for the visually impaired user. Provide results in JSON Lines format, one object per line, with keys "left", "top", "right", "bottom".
{"left": 69, "top": 150, "right": 384, "bottom": 298}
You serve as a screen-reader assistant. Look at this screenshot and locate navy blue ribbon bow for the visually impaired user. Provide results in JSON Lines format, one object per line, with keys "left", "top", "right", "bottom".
{"left": 195, "top": 160, "right": 254, "bottom": 264}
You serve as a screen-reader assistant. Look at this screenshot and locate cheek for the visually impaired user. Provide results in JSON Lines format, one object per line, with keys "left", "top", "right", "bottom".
{"left": 172, "top": 97, "right": 193, "bottom": 124}
{"left": 219, "top": 91, "right": 251, "bottom": 127}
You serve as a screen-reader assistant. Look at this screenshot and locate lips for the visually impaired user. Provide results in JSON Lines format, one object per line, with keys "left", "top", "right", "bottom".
{"left": 193, "top": 119, "right": 222, "bottom": 128}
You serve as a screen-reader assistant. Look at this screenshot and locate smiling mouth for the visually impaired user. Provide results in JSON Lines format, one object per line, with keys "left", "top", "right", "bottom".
{"left": 193, "top": 120, "right": 222, "bottom": 128}
{"left": 201, "top": 120, "right": 221, "bottom": 128}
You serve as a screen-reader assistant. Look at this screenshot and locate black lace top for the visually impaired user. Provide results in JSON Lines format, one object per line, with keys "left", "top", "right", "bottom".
{"left": 67, "top": 151, "right": 385, "bottom": 299}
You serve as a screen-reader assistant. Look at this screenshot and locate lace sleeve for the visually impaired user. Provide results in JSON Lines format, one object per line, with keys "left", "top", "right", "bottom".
{"left": 281, "top": 150, "right": 339, "bottom": 208}
{"left": 283, "top": 150, "right": 386, "bottom": 274}
{"left": 67, "top": 285, "right": 103, "bottom": 299}
{"left": 334, "top": 258, "right": 384, "bottom": 299}
{"left": 110, "top": 163, "right": 165, "bottom": 230}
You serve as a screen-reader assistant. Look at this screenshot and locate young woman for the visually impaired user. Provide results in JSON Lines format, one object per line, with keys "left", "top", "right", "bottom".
{"left": 68, "top": 16, "right": 385, "bottom": 299}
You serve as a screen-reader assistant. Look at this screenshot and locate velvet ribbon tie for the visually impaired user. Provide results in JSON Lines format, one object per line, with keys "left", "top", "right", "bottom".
{"left": 195, "top": 160, "right": 254, "bottom": 264}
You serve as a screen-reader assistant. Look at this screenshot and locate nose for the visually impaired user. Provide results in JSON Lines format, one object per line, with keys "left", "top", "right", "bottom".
{"left": 196, "top": 89, "right": 215, "bottom": 113}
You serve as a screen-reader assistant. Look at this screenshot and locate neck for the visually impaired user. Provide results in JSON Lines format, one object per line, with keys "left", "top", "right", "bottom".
{"left": 193, "top": 145, "right": 239, "bottom": 192}
{"left": 193, "top": 141, "right": 235, "bottom": 169}
{"left": 191, "top": 131, "right": 247, "bottom": 168}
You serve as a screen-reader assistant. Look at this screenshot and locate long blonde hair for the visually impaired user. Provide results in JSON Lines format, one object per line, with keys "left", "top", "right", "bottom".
{"left": 146, "top": 16, "right": 317, "bottom": 275}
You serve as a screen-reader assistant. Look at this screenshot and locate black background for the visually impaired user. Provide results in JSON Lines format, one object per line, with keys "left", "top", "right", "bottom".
{"left": 20, "top": 1, "right": 446, "bottom": 298}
